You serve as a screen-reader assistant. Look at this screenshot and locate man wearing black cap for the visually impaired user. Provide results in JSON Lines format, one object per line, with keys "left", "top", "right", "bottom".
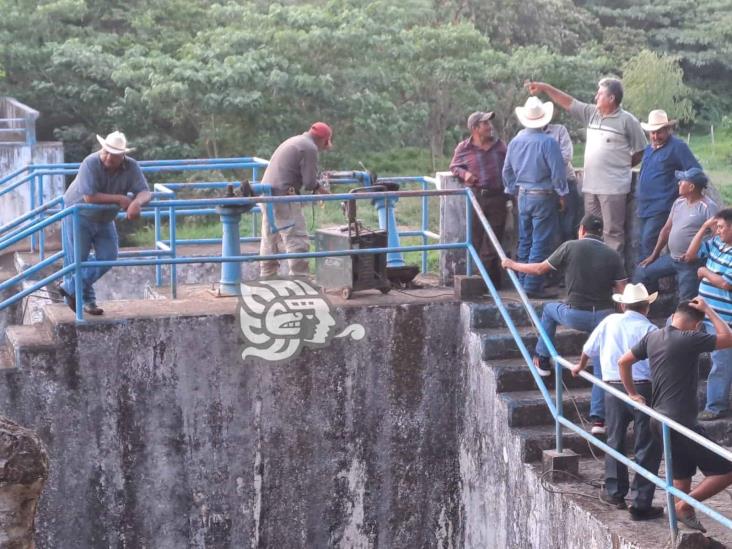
{"left": 449, "top": 111, "right": 508, "bottom": 288}
{"left": 634, "top": 167, "right": 718, "bottom": 300}
{"left": 502, "top": 214, "right": 626, "bottom": 434}
{"left": 260, "top": 122, "right": 332, "bottom": 278}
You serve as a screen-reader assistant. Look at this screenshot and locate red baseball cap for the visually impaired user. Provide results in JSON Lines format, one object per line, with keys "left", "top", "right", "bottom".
{"left": 309, "top": 122, "right": 333, "bottom": 148}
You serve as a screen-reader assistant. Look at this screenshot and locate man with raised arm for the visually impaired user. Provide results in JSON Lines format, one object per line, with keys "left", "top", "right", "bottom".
{"left": 525, "top": 79, "right": 646, "bottom": 264}
{"left": 57, "top": 131, "right": 151, "bottom": 316}
{"left": 618, "top": 297, "right": 732, "bottom": 532}
{"left": 685, "top": 208, "right": 732, "bottom": 421}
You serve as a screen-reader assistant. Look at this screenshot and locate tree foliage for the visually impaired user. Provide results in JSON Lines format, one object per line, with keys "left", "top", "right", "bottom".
{"left": 622, "top": 50, "right": 694, "bottom": 124}
{"left": 0, "top": 0, "right": 727, "bottom": 167}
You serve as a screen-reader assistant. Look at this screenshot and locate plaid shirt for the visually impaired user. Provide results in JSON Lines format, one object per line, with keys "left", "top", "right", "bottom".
{"left": 449, "top": 137, "right": 507, "bottom": 194}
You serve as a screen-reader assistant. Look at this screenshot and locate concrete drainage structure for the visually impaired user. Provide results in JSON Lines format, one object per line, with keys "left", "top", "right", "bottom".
{"left": 0, "top": 294, "right": 729, "bottom": 547}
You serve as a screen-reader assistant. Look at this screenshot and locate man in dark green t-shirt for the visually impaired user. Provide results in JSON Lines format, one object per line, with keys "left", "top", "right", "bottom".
{"left": 502, "top": 214, "right": 627, "bottom": 434}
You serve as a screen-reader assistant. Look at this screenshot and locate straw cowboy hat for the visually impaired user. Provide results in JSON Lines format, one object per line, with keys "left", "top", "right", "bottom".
{"left": 515, "top": 97, "right": 554, "bottom": 129}
{"left": 640, "top": 110, "right": 677, "bottom": 132}
{"left": 612, "top": 283, "right": 658, "bottom": 305}
{"left": 96, "top": 131, "right": 135, "bottom": 155}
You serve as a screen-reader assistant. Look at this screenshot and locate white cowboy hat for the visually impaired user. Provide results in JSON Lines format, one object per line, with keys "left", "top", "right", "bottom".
{"left": 515, "top": 97, "right": 554, "bottom": 129}
{"left": 96, "top": 131, "right": 135, "bottom": 155}
{"left": 640, "top": 109, "right": 677, "bottom": 132}
{"left": 612, "top": 283, "right": 658, "bottom": 305}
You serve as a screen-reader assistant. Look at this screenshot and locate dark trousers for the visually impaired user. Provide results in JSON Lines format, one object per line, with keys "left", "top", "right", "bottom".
{"left": 472, "top": 191, "right": 508, "bottom": 289}
{"left": 605, "top": 382, "right": 662, "bottom": 509}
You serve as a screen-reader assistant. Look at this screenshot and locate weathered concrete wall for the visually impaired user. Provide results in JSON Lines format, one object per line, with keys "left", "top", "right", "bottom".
{"left": 0, "top": 301, "right": 464, "bottom": 548}
{"left": 0, "top": 142, "right": 64, "bottom": 225}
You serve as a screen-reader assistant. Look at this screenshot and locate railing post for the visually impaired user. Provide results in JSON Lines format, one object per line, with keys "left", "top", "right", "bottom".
{"left": 662, "top": 423, "right": 678, "bottom": 542}
{"left": 37, "top": 173, "right": 46, "bottom": 261}
{"left": 154, "top": 206, "right": 162, "bottom": 286}
{"left": 555, "top": 358, "right": 564, "bottom": 452}
{"left": 29, "top": 174, "right": 36, "bottom": 253}
{"left": 421, "top": 180, "right": 429, "bottom": 273}
{"left": 216, "top": 204, "right": 246, "bottom": 296}
{"left": 72, "top": 210, "right": 83, "bottom": 322}
{"left": 465, "top": 191, "right": 472, "bottom": 276}
{"left": 169, "top": 206, "right": 177, "bottom": 299}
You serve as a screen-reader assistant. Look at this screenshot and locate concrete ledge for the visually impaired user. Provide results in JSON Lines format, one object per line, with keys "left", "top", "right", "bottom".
{"left": 541, "top": 449, "right": 580, "bottom": 482}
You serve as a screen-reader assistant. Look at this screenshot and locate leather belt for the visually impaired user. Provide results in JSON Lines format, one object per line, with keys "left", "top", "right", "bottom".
{"left": 519, "top": 188, "right": 554, "bottom": 195}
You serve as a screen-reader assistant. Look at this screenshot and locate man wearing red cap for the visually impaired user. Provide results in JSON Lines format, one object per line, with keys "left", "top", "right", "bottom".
{"left": 259, "top": 122, "right": 332, "bottom": 278}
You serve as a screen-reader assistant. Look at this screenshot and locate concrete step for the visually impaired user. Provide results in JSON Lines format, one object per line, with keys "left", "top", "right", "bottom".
{"left": 5, "top": 323, "right": 58, "bottom": 368}
{"left": 487, "top": 356, "right": 592, "bottom": 393}
{"left": 478, "top": 325, "right": 586, "bottom": 361}
{"left": 470, "top": 300, "right": 542, "bottom": 329}
{"left": 515, "top": 424, "right": 612, "bottom": 463}
{"left": 500, "top": 386, "right": 592, "bottom": 428}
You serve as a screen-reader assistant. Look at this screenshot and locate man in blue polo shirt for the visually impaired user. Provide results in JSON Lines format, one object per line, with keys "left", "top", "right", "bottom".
{"left": 636, "top": 110, "right": 701, "bottom": 261}
{"left": 686, "top": 208, "right": 732, "bottom": 420}
{"left": 503, "top": 97, "right": 567, "bottom": 298}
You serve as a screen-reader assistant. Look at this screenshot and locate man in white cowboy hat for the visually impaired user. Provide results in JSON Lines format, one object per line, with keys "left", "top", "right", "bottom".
{"left": 502, "top": 96, "right": 567, "bottom": 298}
{"left": 572, "top": 283, "right": 663, "bottom": 521}
{"left": 450, "top": 111, "right": 508, "bottom": 288}
{"left": 636, "top": 109, "right": 701, "bottom": 262}
{"left": 58, "top": 131, "right": 151, "bottom": 315}
{"left": 619, "top": 297, "right": 732, "bottom": 533}
{"left": 525, "top": 78, "right": 646, "bottom": 263}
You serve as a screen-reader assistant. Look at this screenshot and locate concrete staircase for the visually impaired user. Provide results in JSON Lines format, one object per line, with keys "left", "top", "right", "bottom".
{"left": 469, "top": 297, "right": 732, "bottom": 546}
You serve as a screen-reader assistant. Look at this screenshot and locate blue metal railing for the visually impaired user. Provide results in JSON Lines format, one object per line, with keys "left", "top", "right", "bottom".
{"left": 0, "top": 170, "right": 728, "bottom": 539}
{"left": 466, "top": 189, "right": 732, "bottom": 541}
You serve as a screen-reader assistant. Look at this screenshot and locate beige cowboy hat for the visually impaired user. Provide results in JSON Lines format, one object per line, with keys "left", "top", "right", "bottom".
{"left": 640, "top": 109, "right": 677, "bottom": 132}
{"left": 612, "top": 283, "right": 658, "bottom": 305}
{"left": 96, "top": 131, "right": 135, "bottom": 155}
{"left": 515, "top": 97, "right": 554, "bottom": 129}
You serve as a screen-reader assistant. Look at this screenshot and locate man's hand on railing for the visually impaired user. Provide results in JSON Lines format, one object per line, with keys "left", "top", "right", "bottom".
{"left": 126, "top": 201, "right": 142, "bottom": 220}
{"left": 118, "top": 194, "right": 132, "bottom": 211}
{"left": 629, "top": 394, "right": 646, "bottom": 406}
{"left": 501, "top": 258, "right": 515, "bottom": 270}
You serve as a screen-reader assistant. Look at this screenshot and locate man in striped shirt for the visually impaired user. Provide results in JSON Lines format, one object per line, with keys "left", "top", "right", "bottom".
{"left": 686, "top": 208, "right": 732, "bottom": 420}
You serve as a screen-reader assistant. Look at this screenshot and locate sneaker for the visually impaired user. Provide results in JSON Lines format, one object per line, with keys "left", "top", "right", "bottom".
{"left": 533, "top": 355, "right": 552, "bottom": 377}
{"left": 628, "top": 506, "right": 663, "bottom": 521}
{"left": 83, "top": 302, "right": 104, "bottom": 316}
{"left": 698, "top": 409, "right": 725, "bottom": 421}
{"left": 590, "top": 421, "right": 606, "bottom": 435}
{"left": 599, "top": 492, "right": 627, "bottom": 510}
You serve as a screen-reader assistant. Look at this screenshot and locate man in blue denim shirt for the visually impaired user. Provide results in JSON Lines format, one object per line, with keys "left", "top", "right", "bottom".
{"left": 503, "top": 97, "right": 567, "bottom": 297}
{"left": 636, "top": 110, "right": 701, "bottom": 261}
{"left": 58, "top": 131, "right": 151, "bottom": 315}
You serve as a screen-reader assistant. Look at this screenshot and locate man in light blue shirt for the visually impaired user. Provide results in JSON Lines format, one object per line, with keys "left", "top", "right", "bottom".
{"left": 503, "top": 97, "right": 567, "bottom": 298}
{"left": 572, "top": 283, "right": 662, "bottom": 521}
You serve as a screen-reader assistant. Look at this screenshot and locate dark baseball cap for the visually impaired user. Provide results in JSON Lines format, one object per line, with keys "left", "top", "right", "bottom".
{"left": 675, "top": 167, "right": 708, "bottom": 188}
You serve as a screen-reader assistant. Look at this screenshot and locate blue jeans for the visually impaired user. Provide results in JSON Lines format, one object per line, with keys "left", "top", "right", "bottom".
{"left": 559, "top": 179, "right": 583, "bottom": 243}
{"left": 637, "top": 212, "right": 669, "bottom": 262}
{"left": 534, "top": 302, "right": 613, "bottom": 420}
{"left": 61, "top": 215, "right": 119, "bottom": 305}
{"left": 633, "top": 255, "right": 702, "bottom": 300}
{"left": 517, "top": 192, "right": 559, "bottom": 293}
{"left": 704, "top": 322, "right": 732, "bottom": 414}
